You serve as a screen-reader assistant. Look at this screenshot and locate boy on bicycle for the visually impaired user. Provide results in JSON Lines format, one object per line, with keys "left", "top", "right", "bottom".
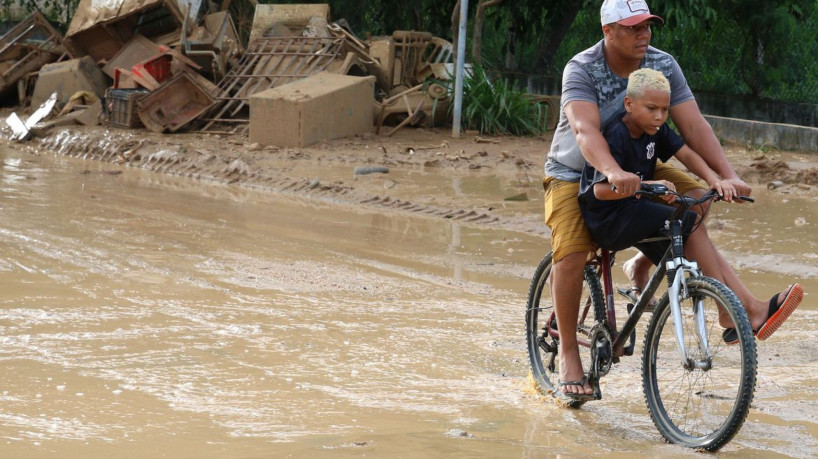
{"left": 578, "top": 68, "right": 734, "bottom": 262}
{"left": 578, "top": 68, "right": 802, "bottom": 343}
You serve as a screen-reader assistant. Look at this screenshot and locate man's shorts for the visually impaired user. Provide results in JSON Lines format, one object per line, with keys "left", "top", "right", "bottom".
{"left": 543, "top": 162, "right": 703, "bottom": 262}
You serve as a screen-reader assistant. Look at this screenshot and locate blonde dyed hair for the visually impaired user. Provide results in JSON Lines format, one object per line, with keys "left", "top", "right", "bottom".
{"left": 627, "top": 68, "right": 670, "bottom": 99}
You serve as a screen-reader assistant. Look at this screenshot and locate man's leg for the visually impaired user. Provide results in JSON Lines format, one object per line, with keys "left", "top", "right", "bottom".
{"left": 551, "top": 251, "right": 593, "bottom": 395}
{"left": 543, "top": 177, "right": 595, "bottom": 396}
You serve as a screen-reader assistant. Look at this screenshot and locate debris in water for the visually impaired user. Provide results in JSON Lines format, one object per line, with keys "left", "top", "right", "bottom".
{"left": 354, "top": 166, "right": 389, "bottom": 175}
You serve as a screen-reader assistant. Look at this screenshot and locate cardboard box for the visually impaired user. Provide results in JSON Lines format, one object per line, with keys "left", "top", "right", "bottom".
{"left": 249, "top": 72, "right": 375, "bottom": 147}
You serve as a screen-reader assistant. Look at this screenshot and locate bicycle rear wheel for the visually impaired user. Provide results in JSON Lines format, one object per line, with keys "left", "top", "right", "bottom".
{"left": 525, "top": 252, "right": 604, "bottom": 408}
{"left": 642, "top": 276, "right": 757, "bottom": 451}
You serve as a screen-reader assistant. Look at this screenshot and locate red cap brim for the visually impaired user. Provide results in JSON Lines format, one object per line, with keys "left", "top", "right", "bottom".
{"left": 618, "top": 14, "right": 664, "bottom": 26}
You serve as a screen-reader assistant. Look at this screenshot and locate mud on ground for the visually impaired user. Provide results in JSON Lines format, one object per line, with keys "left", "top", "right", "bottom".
{"left": 7, "top": 123, "right": 818, "bottom": 235}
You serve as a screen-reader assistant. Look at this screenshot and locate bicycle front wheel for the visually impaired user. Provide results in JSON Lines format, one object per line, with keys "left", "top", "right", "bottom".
{"left": 642, "top": 276, "right": 757, "bottom": 451}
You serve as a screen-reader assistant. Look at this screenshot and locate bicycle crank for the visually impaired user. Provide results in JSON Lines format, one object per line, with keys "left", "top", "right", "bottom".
{"left": 589, "top": 324, "right": 613, "bottom": 378}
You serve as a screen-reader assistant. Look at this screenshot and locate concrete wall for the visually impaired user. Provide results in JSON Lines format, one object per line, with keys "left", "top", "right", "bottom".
{"left": 705, "top": 115, "right": 818, "bottom": 153}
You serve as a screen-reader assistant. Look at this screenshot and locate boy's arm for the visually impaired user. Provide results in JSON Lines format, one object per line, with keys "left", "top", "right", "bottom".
{"left": 593, "top": 181, "right": 621, "bottom": 200}
{"left": 674, "top": 145, "right": 737, "bottom": 200}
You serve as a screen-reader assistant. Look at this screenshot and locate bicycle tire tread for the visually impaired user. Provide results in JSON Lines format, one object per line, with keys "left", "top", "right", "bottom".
{"left": 641, "top": 276, "right": 757, "bottom": 452}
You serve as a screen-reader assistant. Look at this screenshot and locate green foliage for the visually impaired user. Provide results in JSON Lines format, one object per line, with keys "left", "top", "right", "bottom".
{"left": 547, "top": 0, "right": 818, "bottom": 104}
{"left": 0, "top": 0, "right": 80, "bottom": 27}
{"left": 653, "top": 0, "right": 717, "bottom": 29}
{"left": 451, "top": 64, "right": 546, "bottom": 136}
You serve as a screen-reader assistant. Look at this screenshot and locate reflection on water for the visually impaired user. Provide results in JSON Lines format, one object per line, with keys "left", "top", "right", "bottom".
{"left": 0, "top": 144, "right": 816, "bottom": 458}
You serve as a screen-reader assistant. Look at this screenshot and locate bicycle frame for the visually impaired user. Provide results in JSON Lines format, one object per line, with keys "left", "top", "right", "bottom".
{"left": 598, "top": 245, "right": 668, "bottom": 358}
{"left": 550, "top": 244, "right": 701, "bottom": 362}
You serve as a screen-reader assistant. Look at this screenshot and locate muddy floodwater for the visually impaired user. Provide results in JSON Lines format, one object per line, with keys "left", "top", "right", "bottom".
{"left": 1, "top": 144, "right": 817, "bottom": 458}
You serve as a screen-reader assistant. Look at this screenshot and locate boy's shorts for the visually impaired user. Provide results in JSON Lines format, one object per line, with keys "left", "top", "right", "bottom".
{"left": 543, "top": 162, "right": 703, "bottom": 262}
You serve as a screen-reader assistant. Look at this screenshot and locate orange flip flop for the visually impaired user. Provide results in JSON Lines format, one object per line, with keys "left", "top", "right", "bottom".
{"left": 722, "top": 283, "right": 804, "bottom": 344}
{"left": 756, "top": 283, "right": 803, "bottom": 341}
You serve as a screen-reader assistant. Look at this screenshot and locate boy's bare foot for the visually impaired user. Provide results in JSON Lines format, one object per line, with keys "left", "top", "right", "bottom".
{"left": 623, "top": 253, "right": 658, "bottom": 308}
{"left": 623, "top": 253, "right": 650, "bottom": 291}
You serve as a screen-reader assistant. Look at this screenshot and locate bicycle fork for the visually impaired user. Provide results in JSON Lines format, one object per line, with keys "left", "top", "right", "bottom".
{"left": 667, "top": 257, "right": 712, "bottom": 371}
{"left": 665, "top": 215, "right": 713, "bottom": 371}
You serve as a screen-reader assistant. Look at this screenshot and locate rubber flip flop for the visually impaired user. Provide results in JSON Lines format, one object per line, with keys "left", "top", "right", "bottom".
{"left": 721, "top": 327, "right": 743, "bottom": 345}
{"left": 616, "top": 286, "right": 658, "bottom": 312}
{"left": 756, "top": 283, "right": 803, "bottom": 341}
{"left": 722, "top": 283, "right": 804, "bottom": 344}
{"left": 558, "top": 376, "right": 597, "bottom": 402}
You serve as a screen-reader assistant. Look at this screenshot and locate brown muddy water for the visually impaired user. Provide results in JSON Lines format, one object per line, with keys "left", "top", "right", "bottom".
{"left": 1, "top": 145, "right": 817, "bottom": 458}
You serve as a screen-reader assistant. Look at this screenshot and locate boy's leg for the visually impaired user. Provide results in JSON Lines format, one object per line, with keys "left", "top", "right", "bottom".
{"left": 684, "top": 221, "right": 800, "bottom": 331}
{"left": 624, "top": 163, "right": 707, "bottom": 291}
{"left": 652, "top": 165, "right": 803, "bottom": 336}
{"left": 543, "top": 177, "right": 596, "bottom": 396}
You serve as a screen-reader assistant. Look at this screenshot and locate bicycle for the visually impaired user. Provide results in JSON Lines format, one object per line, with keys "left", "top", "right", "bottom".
{"left": 525, "top": 184, "right": 757, "bottom": 452}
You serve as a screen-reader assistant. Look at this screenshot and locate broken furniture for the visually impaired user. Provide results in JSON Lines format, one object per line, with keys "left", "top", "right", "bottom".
{"left": 369, "top": 33, "right": 454, "bottom": 136}
{"left": 416, "top": 37, "right": 454, "bottom": 81}
{"left": 65, "top": 0, "right": 202, "bottom": 62}
{"left": 137, "top": 71, "right": 216, "bottom": 132}
{"left": 0, "top": 11, "right": 73, "bottom": 103}
{"left": 247, "top": 3, "right": 330, "bottom": 44}
{"left": 130, "top": 53, "right": 173, "bottom": 90}
{"left": 5, "top": 92, "right": 58, "bottom": 141}
{"left": 31, "top": 56, "right": 109, "bottom": 108}
{"left": 375, "top": 82, "right": 450, "bottom": 136}
{"left": 198, "top": 3, "right": 343, "bottom": 133}
{"left": 181, "top": 10, "right": 242, "bottom": 80}
{"left": 249, "top": 72, "right": 375, "bottom": 148}
{"left": 369, "top": 31, "right": 452, "bottom": 90}
{"left": 102, "top": 33, "right": 164, "bottom": 79}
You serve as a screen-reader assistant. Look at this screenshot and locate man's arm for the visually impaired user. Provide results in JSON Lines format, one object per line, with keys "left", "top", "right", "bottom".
{"left": 675, "top": 146, "right": 737, "bottom": 201}
{"left": 565, "top": 100, "right": 641, "bottom": 196}
{"left": 669, "top": 99, "right": 751, "bottom": 195}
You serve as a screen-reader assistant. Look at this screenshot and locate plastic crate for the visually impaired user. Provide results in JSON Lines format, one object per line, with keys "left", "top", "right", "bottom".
{"left": 131, "top": 54, "right": 172, "bottom": 89}
{"left": 104, "top": 88, "right": 149, "bottom": 128}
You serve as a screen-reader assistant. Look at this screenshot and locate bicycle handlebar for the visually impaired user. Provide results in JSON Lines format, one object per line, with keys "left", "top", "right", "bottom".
{"left": 634, "top": 183, "right": 755, "bottom": 204}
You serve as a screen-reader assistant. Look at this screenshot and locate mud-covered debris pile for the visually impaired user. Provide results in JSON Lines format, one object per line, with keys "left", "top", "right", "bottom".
{"left": 1, "top": 1, "right": 458, "bottom": 147}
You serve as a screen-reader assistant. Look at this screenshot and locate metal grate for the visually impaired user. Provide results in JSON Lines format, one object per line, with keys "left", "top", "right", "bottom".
{"left": 200, "top": 35, "right": 345, "bottom": 133}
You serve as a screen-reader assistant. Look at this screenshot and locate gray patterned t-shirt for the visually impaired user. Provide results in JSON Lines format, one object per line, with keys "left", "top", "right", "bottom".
{"left": 545, "top": 40, "right": 694, "bottom": 181}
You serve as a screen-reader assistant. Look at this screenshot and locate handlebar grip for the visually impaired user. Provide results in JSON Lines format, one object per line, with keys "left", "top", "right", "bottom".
{"left": 638, "top": 183, "right": 669, "bottom": 194}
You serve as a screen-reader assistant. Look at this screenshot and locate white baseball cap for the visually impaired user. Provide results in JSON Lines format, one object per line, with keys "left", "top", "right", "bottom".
{"left": 600, "top": 0, "right": 664, "bottom": 26}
